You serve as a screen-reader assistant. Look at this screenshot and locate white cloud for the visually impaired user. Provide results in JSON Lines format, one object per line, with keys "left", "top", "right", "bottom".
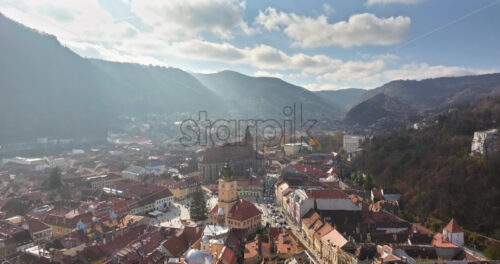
{"left": 254, "top": 71, "right": 284, "bottom": 78}
{"left": 366, "top": 0, "right": 422, "bottom": 6}
{"left": 358, "top": 53, "right": 400, "bottom": 61}
{"left": 321, "top": 60, "right": 385, "bottom": 83}
{"left": 255, "top": 8, "right": 411, "bottom": 48}
{"left": 0, "top": 0, "right": 139, "bottom": 42}
{"left": 303, "top": 83, "right": 345, "bottom": 91}
{"left": 137, "top": 40, "right": 345, "bottom": 74}
{"left": 63, "top": 40, "right": 168, "bottom": 66}
{"left": 323, "top": 3, "right": 333, "bottom": 14}
{"left": 383, "top": 63, "right": 496, "bottom": 80}
{"left": 130, "top": 0, "right": 256, "bottom": 39}
{"left": 169, "top": 40, "right": 247, "bottom": 61}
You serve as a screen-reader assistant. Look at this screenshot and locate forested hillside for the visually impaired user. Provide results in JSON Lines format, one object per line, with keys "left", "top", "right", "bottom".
{"left": 353, "top": 96, "right": 500, "bottom": 240}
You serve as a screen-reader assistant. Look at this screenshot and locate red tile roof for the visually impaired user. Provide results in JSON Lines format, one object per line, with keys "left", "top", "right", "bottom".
{"left": 101, "top": 225, "right": 150, "bottom": 255}
{"left": 218, "top": 246, "right": 237, "bottom": 264}
{"left": 431, "top": 233, "right": 458, "bottom": 248}
{"left": 314, "top": 222, "right": 334, "bottom": 240}
{"left": 162, "top": 234, "right": 187, "bottom": 257}
{"left": 182, "top": 226, "right": 203, "bottom": 244}
{"left": 301, "top": 209, "right": 320, "bottom": 228}
{"left": 209, "top": 204, "right": 219, "bottom": 215}
{"left": 444, "top": 218, "right": 463, "bottom": 233}
{"left": 162, "top": 226, "right": 203, "bottom": 257}
{"left": 292, "top": 164, "right": 327, "bottom": 178}
{"left": 306, "top": 189, "right": 347, "bottom": 199}
{"left": 26, "top": 218, "right": 50, "bottom": 233}
{"left": 42, "top": 212, "right": 93, "bottom": 229}
{"left": 110, "top": 198, "right": 131, "bottom": 217}
{"left": 227, "top": 199, "right": 261, "bottom": 221}
{"left": 269, "top": 227, "right": 280, "bottom": 241}
{"left": 276, "top": 229, "right": 302, "bottom": 255}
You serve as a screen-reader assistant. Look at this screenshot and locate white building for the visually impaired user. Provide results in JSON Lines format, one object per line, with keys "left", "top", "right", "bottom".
{"left": 154, "top": 189, "right": 174, "bottom": 211}
{"left": 471, "top": 129, "right": 499, "bottom": 156}
{"left": 443, "top": 219, "right": 464, "bottom": 247}
{"left": 284, "top": 142, "right": 312, "bottom": 155}
{"left": 343, "top": 135, "right": 368, "bottom": 159}
{"left": 2, "top": 157, "right": 48, "bottom": 171}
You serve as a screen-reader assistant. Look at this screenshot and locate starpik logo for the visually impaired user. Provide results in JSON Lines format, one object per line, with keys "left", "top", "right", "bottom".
{"left": 178, "top": 104, "right": 317, "bottom": 150}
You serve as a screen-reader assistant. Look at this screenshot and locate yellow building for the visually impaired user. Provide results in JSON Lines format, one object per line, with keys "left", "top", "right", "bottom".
{"left": 168, "top": 181, "right": 190, "bottom": 200}
{"left": 43, "top": 213, "right": 92, "bottom": 237}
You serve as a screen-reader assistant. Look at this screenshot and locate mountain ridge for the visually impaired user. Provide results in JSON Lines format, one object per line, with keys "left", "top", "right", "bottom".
{"left": 361, "top": 73, "right": 500, "bottom": 110}
{"left": 2, "top": 12, "right": 500, "bottom": 143}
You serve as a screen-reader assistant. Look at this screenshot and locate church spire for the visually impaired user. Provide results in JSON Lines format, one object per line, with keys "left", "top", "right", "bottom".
{"left": 243, "top": 126, "right": 253, "bottom": 148}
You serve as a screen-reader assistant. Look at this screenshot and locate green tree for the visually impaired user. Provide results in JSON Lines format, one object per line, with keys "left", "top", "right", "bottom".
{"left": 190, "top": 188, "right": 207, "bottom": 220}
{"left": 363, "top": 174, "right": 374, "bottom": 191}
{"left": 484, "top": 242, "right": 500, "bottom": 260}
{"left": 48, "top": 167, "right": 62, "bottom": 189}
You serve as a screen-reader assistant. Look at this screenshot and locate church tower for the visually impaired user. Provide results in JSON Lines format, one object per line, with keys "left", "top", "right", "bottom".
{"left": 243, "top": 126, "right": 254, "bottom": 149}
{"left": 218, "top": 163, "right": 238, "bottom": 219}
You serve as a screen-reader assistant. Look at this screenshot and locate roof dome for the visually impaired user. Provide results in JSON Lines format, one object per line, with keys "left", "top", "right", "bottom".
{"left": 217, "top": 207, "right": 224, "bottom": 215}
{"left": 185, "top": 249, "right": 206, "bottom": 264}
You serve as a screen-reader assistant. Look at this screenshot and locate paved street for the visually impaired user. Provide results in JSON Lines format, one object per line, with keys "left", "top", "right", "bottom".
{"left": 157, "top": 198, "right": 192, "bottom": 228}
{"left": 269, "top": 201, "right": 323, "bottom": 264}
{"left": 284, "top": 213, "right": 323, "bottom": 264}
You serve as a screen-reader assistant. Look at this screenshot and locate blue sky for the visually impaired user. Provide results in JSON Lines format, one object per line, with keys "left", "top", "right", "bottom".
{"left": 1, "top": 0, "right": 499, "bottom": 90}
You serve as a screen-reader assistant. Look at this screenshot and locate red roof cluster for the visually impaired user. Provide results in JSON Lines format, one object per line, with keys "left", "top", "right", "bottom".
{"left": 292, "top": 163, "right": 327, "bottom": 178}
{"left": 110, "top": 198, "right": 133, "bottom": 217}
{"left": 42, "top": 211, "right": 93, "bottom": 229}
{"left": 162, "top": 226, "right": 203, "bottom": 257}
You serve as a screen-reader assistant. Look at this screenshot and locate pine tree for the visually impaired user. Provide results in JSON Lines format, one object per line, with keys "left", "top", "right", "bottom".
{"left": 190, "top": 188, "right": 207, "bottom": 220}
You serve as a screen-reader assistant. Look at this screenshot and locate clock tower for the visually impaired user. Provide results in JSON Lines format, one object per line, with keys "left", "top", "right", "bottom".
{"left": 218, "top": 163, "right": 237, "bottom": 218}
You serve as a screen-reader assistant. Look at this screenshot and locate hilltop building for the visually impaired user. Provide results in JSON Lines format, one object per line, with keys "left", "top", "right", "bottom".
{"left": 208, "top": 164, "right": 261, "bottom": 232}
{"left": 343, "top": 135, "right": 370, "bottom": 159}
{"left": 199, "top": 127, "right": 263, "bottom": 183}
{"left": 471, "top": 128, "right": 499, "bottom": 156}
{"left": 442, "top": 218, "right": 464, "bottom": 247}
